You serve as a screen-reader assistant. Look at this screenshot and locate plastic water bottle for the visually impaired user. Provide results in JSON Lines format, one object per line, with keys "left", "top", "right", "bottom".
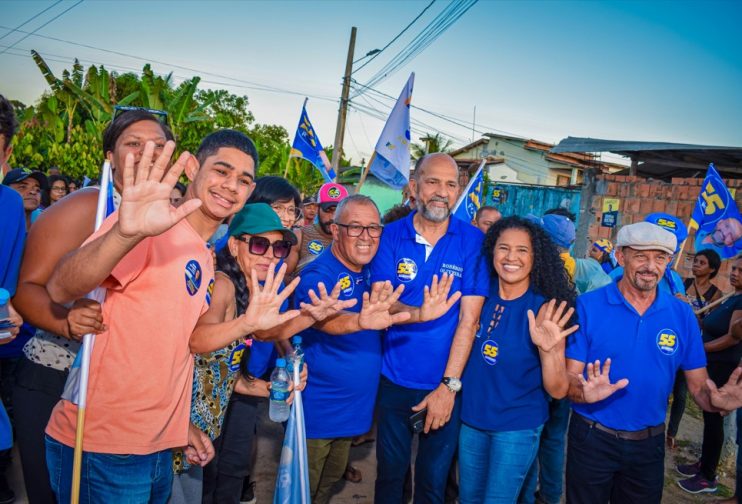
{"left": 287, "top": 335, "right": 305, "bottom": 376}
{"left": 269, "top": 358, "right": 291, "bottom": 422}
{"left": 0, "top": 289, "right": 12, "bottom": 339}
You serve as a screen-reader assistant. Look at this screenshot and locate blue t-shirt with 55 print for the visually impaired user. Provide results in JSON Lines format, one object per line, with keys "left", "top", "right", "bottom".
{"left": 294, "top": 248, "right": 382, "bottom": 439}
{"left": 461, "top": 281, "right": 548, "bottom": 431}
{"left": 370, "top": 212, "right": 488, "bottom": 390}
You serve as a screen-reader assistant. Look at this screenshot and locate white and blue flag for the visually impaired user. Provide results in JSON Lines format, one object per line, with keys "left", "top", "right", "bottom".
{"left": 368, "top": 73, "right": 414, "bottom": 189}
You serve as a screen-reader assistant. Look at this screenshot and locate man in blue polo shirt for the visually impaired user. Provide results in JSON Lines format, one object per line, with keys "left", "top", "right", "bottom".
{"left": 295, "top": 194, "right": 460, "bottom": 503}
{"left": 564, "top": 221, "right": 739, "bottom": 503}
{"left": 370, "top": 153, "right": 488, "bottom": 503}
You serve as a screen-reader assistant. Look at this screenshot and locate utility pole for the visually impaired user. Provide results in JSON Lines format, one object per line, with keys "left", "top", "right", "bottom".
{"left": 330, "top": 26, "right": 357, "bottom": 179}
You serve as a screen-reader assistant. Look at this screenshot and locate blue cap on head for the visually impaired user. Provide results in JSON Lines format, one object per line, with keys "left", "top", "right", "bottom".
{"left": 644, "top": 213, "right": 687, "bottom": 253}
{"left": 541, "top": 214, "right": 576, "bottom": 249}
{"left": 292, "top": 336, "right": 302, "bottom": 345}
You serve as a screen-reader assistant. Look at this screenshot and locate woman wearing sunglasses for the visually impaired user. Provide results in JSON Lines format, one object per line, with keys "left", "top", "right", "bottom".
{"left": 245, "top": 176, "right": 303, "bottom": 274}
{"left": 183, "top": 203, "right": 352, "bottom": 504}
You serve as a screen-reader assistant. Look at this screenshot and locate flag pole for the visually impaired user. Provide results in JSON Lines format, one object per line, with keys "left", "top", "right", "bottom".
{"left": 451, "top": 159, "right": 486, "bottom": 214}
{"left": 71, "top": 161, "right": 112, "bottom": 504}
{"left": 354, "top": 152, "right": 376, "bottom": 194}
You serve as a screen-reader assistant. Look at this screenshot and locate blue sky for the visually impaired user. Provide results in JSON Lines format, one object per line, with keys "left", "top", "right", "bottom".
{"left": 2, "top": 0, "right": 740, "bottom": 165}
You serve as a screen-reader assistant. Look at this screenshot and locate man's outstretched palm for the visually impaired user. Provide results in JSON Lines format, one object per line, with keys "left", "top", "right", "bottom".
{"left": 579, "top": 358, "right": 629, "bottom": 403}
{"left": 118, "top": 140, "right": 202, "bottom": 239}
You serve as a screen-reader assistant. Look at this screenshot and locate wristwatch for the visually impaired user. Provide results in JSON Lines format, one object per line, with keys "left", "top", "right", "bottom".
{"left": 441, "top": 376, "right": 462, "bottom": 393}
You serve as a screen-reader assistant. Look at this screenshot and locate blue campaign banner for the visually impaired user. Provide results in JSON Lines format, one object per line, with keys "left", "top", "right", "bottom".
{"left": 452, "top": 161, "right": 485, "bottom": 222}
{"left": 273, "top": 390, "right": 310, "bottom": 504}
{"left": 691, "top": 164, "right": 742, "bottom": 259}
{"left": 290, "top": 103, "right": 335, "bottom": 182}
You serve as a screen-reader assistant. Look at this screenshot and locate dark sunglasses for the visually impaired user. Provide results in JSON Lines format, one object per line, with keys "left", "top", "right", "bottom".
{"left": 112, "top": 105, "right": 169, "bottom": 123}
{"left": 235, "top": 235, "right": 292, "bottom": 259}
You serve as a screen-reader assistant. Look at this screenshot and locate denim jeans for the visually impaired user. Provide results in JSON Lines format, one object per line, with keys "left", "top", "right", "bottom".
{"left": 375, "top": 376, "right": 461, "bottom": 504}
{"left": 565, "top": 415, "right": 665, "bottom": 504}
{"left": 459, "top": 422, "right": 543, "bottom": 504}
{"left": 520, "top": 398, "right": 570, "bottom": 504}
{"left": 46, "top": 435, "right": 173, "bottom": 504}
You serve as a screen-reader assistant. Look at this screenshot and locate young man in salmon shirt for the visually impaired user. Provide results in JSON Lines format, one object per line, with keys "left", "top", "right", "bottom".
{"left": 43, "top": 130, "right": 299, "bottom": 503}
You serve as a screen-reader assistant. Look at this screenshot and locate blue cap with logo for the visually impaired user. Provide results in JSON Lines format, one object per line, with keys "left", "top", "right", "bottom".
{"left": 644, "top": 213, "right": 687, "bottom": 253}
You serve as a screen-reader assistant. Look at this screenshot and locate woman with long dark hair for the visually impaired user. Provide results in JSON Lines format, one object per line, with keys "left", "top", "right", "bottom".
{"left": 458, "top": 216, "right": 578, "bottom": 503}
{"left": 194, "top": 203, "right": 351, "bottom": 504}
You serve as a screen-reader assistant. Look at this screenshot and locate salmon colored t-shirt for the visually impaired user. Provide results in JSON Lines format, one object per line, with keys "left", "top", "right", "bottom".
{"left": 46, "top": 212, "right": 215, "bottom": 454}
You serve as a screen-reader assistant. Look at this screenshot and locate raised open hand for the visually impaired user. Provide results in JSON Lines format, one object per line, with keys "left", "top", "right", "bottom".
{"left": 419, "top": 273, "right": 462, "bottom": 322}
{"left": 299, "top": 281, "right": 358, "bottom": 321}
{"left": 358, "top": 281, "right": 410, "bottom": 330}
{"left": 578, "top": 358, "right": 629, "bottom": 403}
{"left": 709, "top": 367, "right": 742, "bottom": 412}
{"left": 241, "top": 262, "right": 301, "bottom": 333}
{"left": 528, "top": 299, "right": 578, "bottom": 352}
{"left": 117, "top": 140, "right": 202, "bottom": 240}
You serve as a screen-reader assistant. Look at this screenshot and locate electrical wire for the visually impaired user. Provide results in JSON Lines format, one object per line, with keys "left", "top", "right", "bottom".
{"left": 0, "top": 0, "right": 84, "bottom": 56}
{"left": 352, "top": 0, "right": 436, "bottom": 75}
{"left": 0, "top": 0, "right": 63, "bottom": 42}
{"left": 353, "top": 0, "right": 478, "bottom": 95}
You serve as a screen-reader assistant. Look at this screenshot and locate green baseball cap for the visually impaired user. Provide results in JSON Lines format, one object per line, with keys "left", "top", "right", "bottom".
{"left": 228, "top": 203, "right": 297, "bottom": 244}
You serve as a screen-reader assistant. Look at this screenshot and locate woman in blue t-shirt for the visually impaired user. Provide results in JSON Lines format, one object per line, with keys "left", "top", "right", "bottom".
{"left": 459, "top": 216, "right": 578, "bottom": 504}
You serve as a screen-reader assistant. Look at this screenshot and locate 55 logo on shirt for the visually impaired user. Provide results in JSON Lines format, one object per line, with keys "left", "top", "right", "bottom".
{"left": 481, "top": 340, "right": 499, "bottom": 365}
{"left": 656, "top": 328, "right": 679, "bottom": 355}
{"left": 396, "top": 258, "right": 418, "bottom": 282}
{"left": 337, "top": 272, "right": 354, "bottom": 297}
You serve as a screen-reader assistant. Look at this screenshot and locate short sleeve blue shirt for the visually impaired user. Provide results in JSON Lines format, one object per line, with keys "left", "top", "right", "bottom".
{"left": 0, "top": 186, "right": 26, "bottom": 295}
{"left": 295, "top": 249, "right": 382, "bottom": 439}
{"left": 461, "top": 281, "right": 548, "bottom": 431}
{"left": 566, "top": 282, "right": 706, "bottom": 430}
{"left": 370, "top": 213, "right": 488, "bottom": 389}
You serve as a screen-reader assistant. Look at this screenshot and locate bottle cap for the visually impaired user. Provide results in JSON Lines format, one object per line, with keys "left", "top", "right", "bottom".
{"left": 276, "top": 358, "right": 286, "bottom": 368}
{"left": 292, "top": 335, "right": 302, "bottom": 345}
{"left": 0, "top": 289, "right": 8, "bottom": 305}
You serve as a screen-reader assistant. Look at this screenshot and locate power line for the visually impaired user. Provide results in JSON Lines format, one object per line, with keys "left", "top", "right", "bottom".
{"left": 0, "top": 0, "right": 63, "bottom": 42}
{"left": 0, "top": 0, "right": 83, "bottom": 56}
{"left": 0, "top": 25, "right": 338, "bottom": 102}
{"left": 2, "top": 44, "right": 338, "bottom": 104}
{"left": 353, "top": 0, "right": 478, "bottom": 95}
{"left": 352, "top": 0, "right": 436, "bottom": 75}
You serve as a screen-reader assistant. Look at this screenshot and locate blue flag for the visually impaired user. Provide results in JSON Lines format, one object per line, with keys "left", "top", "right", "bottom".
{"left": 273, "top": 376, "right": 310, "bottom": 504}
{"left": 368, "top": 73, "right": 414, "bottom": 189}
{"left": 452, "top": 160, "right": 485, "bottom": 222}
{"left": 290, "top": 101, "right": 335, "bottom": 182}
{"left": 691, "top": 164, "right": 742, "bottom": 259}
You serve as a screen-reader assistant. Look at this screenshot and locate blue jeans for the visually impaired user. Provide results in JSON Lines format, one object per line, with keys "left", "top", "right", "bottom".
{"left": 459, "top": 423, "right": 543, "bottom": 504}
{"left": 375, "top": 377, "right": 461, "bottom": 504}
{"left": 46, "top": 435, "right": 173, "bottom": 504}
{"left": 521, "top": 398, "right": 570, "bottom": 504}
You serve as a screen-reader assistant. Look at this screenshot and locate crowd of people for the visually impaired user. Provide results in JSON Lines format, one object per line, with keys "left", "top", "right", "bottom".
{"left": 3, "top": 92, "right": 742, "bottom": 504}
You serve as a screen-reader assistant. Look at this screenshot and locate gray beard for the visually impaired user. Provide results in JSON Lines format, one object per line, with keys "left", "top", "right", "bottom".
{"left": 420, "top": 202, "right": 450, "bottom": 223}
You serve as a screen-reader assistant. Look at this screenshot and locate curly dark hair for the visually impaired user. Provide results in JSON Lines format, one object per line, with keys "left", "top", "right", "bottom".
{"left": 215, "top": 245, "right": 253, "bottom": 378}
{"left": 483, "top": 216, "right": 577, "bottom": 318}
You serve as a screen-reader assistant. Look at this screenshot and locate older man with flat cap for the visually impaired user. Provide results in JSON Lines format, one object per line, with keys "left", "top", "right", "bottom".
{"left": 563, "top": 221, "right": 742, "bottom": 504}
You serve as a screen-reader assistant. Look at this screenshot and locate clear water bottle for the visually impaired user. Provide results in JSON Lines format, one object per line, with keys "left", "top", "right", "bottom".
{"left": 269, "top": 358, "right": 291, "bottom": 422}
{"left": 0, "top": 289, "right": 12, "bottom": 339}
{"left": 287, "top": 335, "right": 305, "bottom": 376}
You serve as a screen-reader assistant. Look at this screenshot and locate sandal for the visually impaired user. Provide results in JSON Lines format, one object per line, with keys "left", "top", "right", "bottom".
{"left": 343, "top": 464, "right": 362, "bottom": 483}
